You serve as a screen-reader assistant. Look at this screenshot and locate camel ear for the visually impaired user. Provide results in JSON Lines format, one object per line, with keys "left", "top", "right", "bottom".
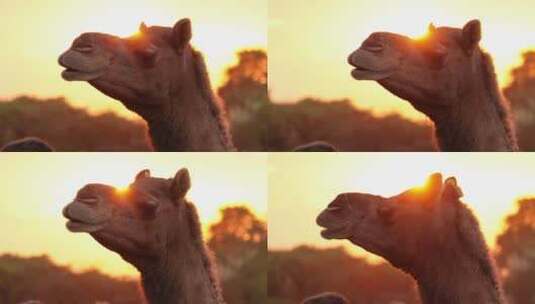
{"left": 172, "top": 18, "right": 192, "bottom": 51}
{"left": 428, "top": 23, "right": 437, "bottom": 34}
{"left": 135, "top": 169, "right": 151, "bottom": 181}
{"left": 171, "top": 168, "right": 191, "bottom": 201}
{"left": 139, "top": 22, "right": 149, "bottom": 34}
{"left": 424, "top": 173, "right": 443, "bottom": 194}
{"left": 443, "top": 177, "right": 463, "bottom": 199}
{"left": 462, "top": 19, "right": 481, "bottom": 54}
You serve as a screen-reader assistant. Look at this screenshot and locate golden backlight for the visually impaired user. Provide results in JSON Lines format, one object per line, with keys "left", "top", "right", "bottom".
{"left": 0, "top": 153, "right": 267, "bottom": 277}
{"left": 268, "top": 153, "right": 535, "bottom": 262}
{"left": 0, "top": 0, "right": 266, "bottom": 119}
{"left": 269, "top": 0, "right": 535, "bottom": 121}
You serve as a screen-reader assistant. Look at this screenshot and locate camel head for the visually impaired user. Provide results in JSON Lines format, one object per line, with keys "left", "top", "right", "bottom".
{"left": 348, "top": 20, "right": 483, "bottom": 115}
{"left": 62, "top": 168, "right": 193, "bottom": 267}
{"left": 58, "top": 19, "right": 195, "bottom": 115}
{"left": 317, "top": 173, "right": 464, "bottom": 271}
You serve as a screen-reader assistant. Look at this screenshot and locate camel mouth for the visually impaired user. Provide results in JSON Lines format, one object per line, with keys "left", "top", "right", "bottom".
{"left": 316, "top": 210, "right": 352, "bottom": 240}
{"left": 63, "top": 203, "right": 108, "bottom": 233}
{"left": 61, "top": 67, "right": 105, "bottom": 82}
{"left": 66, "top": 219, "right": 106, "bottom": 233}
{"left": 348, "top": 49, "right": 396, "bottom": 81}
{"left": 319, "top": 225, "right": 350, "bottom": 240}
{"left": 58, "top": 52, "right": 107, "bottom": 81}
{"left": 350, "top": 66, "right": 394, "bottom": 81}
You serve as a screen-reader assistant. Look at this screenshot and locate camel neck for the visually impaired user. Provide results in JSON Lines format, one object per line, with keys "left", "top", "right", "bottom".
{"left": 144, "top": 92, "right": 231, "bottom": 151}
{"left": 139, "top": 238, "right": 221, "bottom": 304}
{"left": 415, "top": 257, "right": 503, "bottom": 304}
{"left": 143, "top": 57, "right": 234, "bottom": 152}
{"left": 431, "top": 55, "right": 517, "bottom": 151}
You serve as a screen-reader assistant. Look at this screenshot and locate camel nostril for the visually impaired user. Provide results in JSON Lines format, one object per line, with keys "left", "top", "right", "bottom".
{"left": 328, "top": 195, "right": 346, "bottom": 209}
{"left": 361, "top": 37, "right": 384, "bottom": 53}
{"left": 72, "top": 39, "right": 95, "bottom": 53}
{"left": 73, "top": 45, "right": 94, "bottom": 53}
{"left": 362, "top": 43, "right": 384, "bottom": 53}
{"left": 77, "top": 197, "right": 99, "bottom": 205}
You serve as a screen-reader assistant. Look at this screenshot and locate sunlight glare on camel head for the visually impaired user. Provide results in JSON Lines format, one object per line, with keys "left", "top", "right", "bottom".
{"left": 409, "top": 171, "right": 442, "bottom": 196}
{"left": 114, "top": 185, "right": 132, "bottom": 198}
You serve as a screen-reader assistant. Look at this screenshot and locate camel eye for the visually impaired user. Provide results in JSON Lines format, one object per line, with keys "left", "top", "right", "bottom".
{"left": 136, "top": 45, "right": 158, "bottom": 58}
{"left": 133, "top": 45, "right": 158, "bottom": 66}
{"left": 377, "top": 205, "right": 395, "bottom": 225}
{"left": 135, "top": 199, "right": 158, "bottom": 216}
{"left": 127, "top": 38, "right": 158, "bottom": 66}
{"left": 422, "top": 44, "right": 447, "bottom": 68}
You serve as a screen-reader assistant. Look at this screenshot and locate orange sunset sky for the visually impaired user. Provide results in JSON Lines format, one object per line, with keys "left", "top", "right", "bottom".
{"left": 0, "top": 0, "right": 266, "bottom": 119}
{"left": 269, "top": 0, "right": 535, "bottom": 121}
{"left": 0, "top": 153, "right": 267, "bottom": 277}
{"left": 268, "top": 153, "right": 535, "bottom": 261}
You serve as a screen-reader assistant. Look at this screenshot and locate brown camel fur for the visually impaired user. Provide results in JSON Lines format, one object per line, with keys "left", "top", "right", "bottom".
{"left": 348, "top": 20, "right": 517, "bottom": 151}
{"left": 317, "top": 173, "right": 505, "bottom": 304}
{"left": 59, "top": 19, "right": 234, "bottom": 151}
{"left": 62, "top": 168, "right": 225, "bottom": 304}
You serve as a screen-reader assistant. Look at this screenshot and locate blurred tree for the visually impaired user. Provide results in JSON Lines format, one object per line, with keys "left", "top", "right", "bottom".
{"left": 0, "top": 254, "right": 142, "bottom": 304}
{"left": 218, "top": 50, "right": 268, "bottom": 113}
{"left": 218, "top": 50, "right": 270, "bottom": 150}
{"left": 269, "top": 246, "right": 420, "bottom": 304}
{"left": 208, "top": 206, "right": 267, "bottom": 304}
{"left": 504, "top": 51, "right": 535, "bottom": 150}
{"left": 258, "top": 99, "right": 434, "bottom": 152}
{"left": 209, "top": 206, "right": 267, "bottom": 267}
{"left": 0, "top": 96, "right": 151, "bottom": 151}
{"left": 495, "top": 198, "right": 535, "bottom": 304}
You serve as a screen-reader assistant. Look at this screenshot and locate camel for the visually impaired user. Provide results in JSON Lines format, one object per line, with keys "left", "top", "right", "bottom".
{"left": 62, "top": 168, "right": 225, "bottom": 304}
{"left": 58, "top": 19, "right": 234, "bottom": 151}
{"left": 348, "top": 20, "right": 518, "bottom": 151}
{"left": 1, "top": 137, "right": 54, "bottom": 152}
{"left": 317, "top": 173, "right": 505, "bottom": 304}
{"left": 302, "top": 292, "right": 349, "bottom": 304}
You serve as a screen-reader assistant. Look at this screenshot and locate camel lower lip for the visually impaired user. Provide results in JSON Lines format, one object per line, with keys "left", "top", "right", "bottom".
{"left": 320, "top": 226, "right": 347, "bottom": 239}
{"left": 66, "top": 220, "right": 104, "bottom": 233}
{"left": 351, "top": 68, "right": 393, "bottom": 81}
{"left": 61, "top": 69, "right": 104, "bottom": 81}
